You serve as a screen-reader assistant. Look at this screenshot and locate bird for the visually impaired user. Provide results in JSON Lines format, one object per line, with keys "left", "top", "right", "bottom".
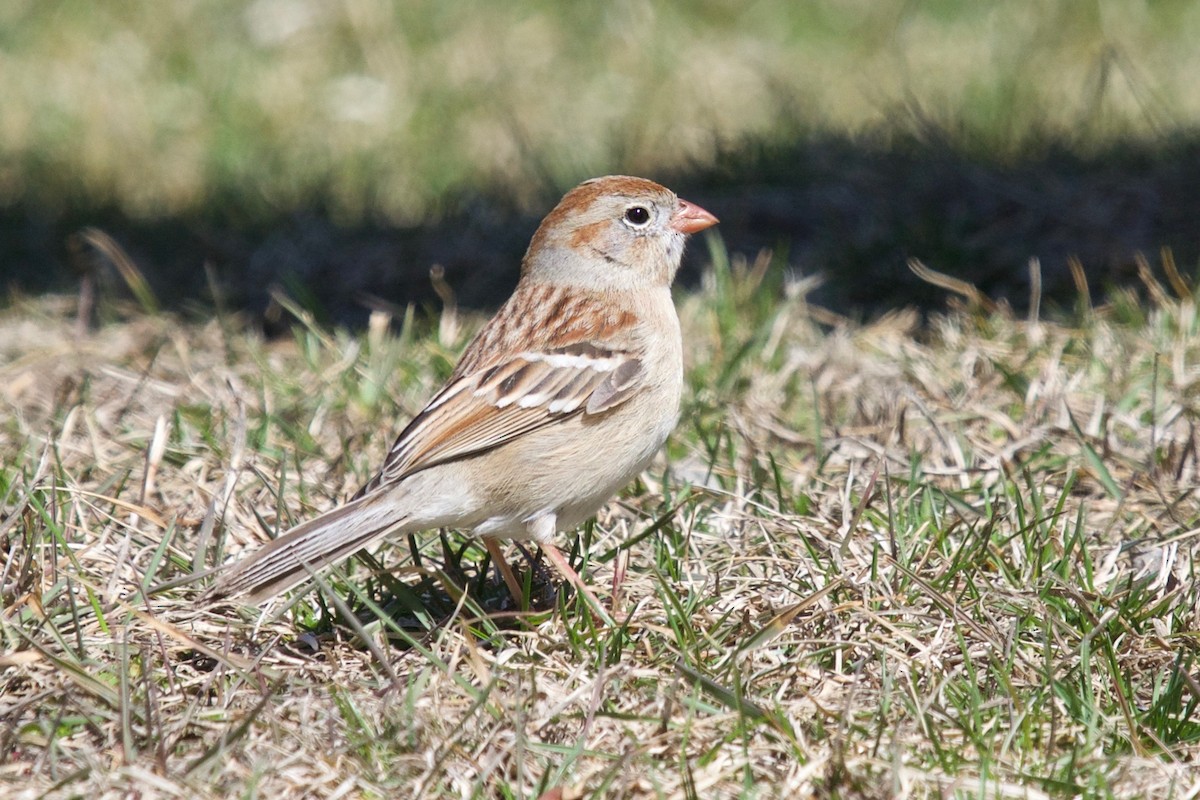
{"left": 208, "top": 175, "right": 718, "bottom": 618}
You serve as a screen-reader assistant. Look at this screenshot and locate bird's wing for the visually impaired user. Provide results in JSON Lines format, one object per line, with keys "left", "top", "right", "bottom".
{"left": 356, "top": 342, "right": 644, "bottom": 496}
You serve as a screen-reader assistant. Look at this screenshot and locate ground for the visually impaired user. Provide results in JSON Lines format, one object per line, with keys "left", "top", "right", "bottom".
{"left": 3, "top": 250, "right": 1199, "bottom": 798}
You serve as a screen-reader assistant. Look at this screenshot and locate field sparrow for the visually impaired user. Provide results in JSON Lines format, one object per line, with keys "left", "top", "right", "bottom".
{"left": 209, "top": 176, "right": 718, "bottom": 617}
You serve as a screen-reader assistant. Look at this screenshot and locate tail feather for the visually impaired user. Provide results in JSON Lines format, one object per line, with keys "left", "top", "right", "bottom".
{"left": 208, "top": 494, "right": 408, "bottom": 602}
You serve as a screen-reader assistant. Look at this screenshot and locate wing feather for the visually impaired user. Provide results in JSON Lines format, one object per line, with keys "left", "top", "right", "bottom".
{"left": 361, "top": 344, "right": 644, "bottom": 494}
{"left": 586, "top": 358, "right": 644, "bottom": 413}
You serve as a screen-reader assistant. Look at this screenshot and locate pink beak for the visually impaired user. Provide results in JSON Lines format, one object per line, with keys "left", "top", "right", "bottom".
{"left": 670, "top": 198, "right": 719, "bottom": 234}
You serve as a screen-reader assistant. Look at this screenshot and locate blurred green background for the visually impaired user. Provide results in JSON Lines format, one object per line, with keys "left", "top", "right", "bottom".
{"left": 3, "top": 0, "right": 1199, "bottom": 318}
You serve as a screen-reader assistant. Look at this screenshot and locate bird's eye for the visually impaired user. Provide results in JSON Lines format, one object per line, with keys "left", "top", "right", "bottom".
{"left": 623, "top": 206, "right": 651, "bottom": 226}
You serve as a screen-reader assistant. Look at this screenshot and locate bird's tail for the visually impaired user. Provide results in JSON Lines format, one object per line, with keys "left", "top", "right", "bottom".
{"left": 207, "top": 493, "right": 408, "bottom": 603}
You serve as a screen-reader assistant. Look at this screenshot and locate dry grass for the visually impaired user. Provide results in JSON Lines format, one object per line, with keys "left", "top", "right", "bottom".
{"left": 5, "top": 1, "right": 1200, "bottom": 221}
{"left": 3, "top": 248, "right": 1200, "bottom": 798}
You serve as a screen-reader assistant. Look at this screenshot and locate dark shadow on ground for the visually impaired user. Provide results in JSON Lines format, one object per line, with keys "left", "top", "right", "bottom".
{"left": 4, "top": 129, "right": 1198, "bottom": 325}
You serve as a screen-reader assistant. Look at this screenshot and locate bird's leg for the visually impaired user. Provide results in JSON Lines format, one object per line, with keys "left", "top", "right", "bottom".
{"left": 525, "top": 514, "right": 614, "bottom": 626}
{"left": 539, "top": 542, "right": 614, "bottom": 626}
{"left": 484, "top": 536, "right": 526, "bottom": 610}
